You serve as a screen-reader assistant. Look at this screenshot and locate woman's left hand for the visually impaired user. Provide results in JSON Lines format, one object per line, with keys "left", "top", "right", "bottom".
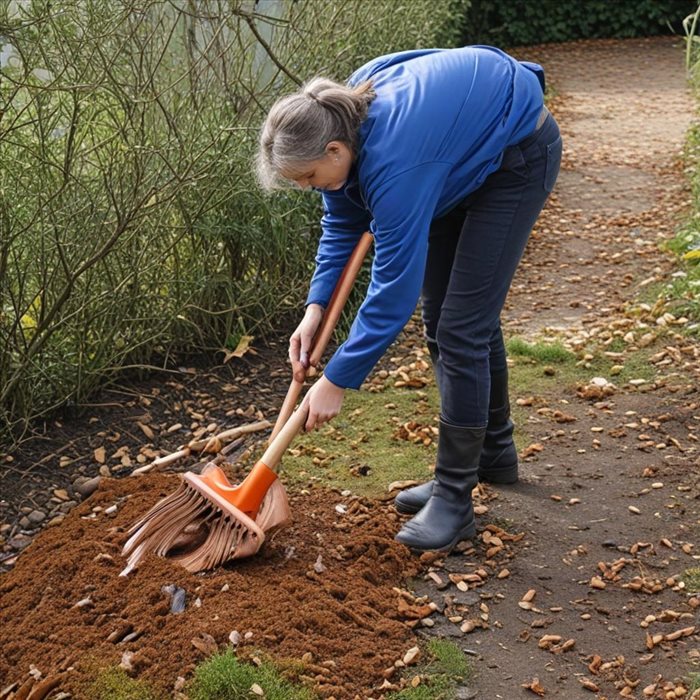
{"left": 304, "top": 375, "right": 345, "bottom": 431}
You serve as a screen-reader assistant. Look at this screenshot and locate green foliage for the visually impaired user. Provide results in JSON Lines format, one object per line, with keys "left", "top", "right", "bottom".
{"left": 188, "top": 650, "right": 315, "bottom": 700}
{"left": 660, "top": 121, "right": 700, "bottom": 331}
{"left": 90, "top": 667, "right": 159, "bottom": 700}
{"left": 460, "top": 0, "right": 697, "bottom": 46}
{"left": 0, "top": 0, "right": 467, "bottom": 444}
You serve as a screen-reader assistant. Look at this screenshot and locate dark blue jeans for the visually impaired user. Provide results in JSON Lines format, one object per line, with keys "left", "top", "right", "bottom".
{"left": 422, "top": 111, "right": 562, "bottom": 427}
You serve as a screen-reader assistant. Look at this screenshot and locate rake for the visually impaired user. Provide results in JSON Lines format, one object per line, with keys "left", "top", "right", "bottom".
{"left": 120, "top": 232, "right": 373, "bottom": 575}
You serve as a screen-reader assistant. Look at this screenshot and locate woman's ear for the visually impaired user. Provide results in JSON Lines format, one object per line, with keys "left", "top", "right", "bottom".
{"left": 325, "top": 141, "right": 342, "bottom": 158}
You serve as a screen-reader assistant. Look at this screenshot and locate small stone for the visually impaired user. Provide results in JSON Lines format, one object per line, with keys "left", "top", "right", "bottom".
{"left": 75, "top": 476, "right": 101, "bottom": 499}
{"left": 73, "top": 597, "right": 93, "bottom": 608}
{"left": 8, "top": 534, "right": 33, "bottom": 550}
{"left": 628, "top": 505, "right": 641, "bottom": 514}
{"left": 229, "top": 631, "right": 241, "bottom": 645}
{"left": 162, "top": 584, "right": 186, "bottom": 613}
{"left": 403, "top": 646, "right": 420, "bottom": 665}
{"left": 119, "top": 651, "right": 134, "bottom": 672}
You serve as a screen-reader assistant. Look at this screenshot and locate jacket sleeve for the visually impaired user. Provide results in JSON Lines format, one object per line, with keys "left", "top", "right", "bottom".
{"left": 306, "top": 190, "right": 372, "bottom": 308}
{"left": 323, "top": 161, "right": 451, "bottom": 389}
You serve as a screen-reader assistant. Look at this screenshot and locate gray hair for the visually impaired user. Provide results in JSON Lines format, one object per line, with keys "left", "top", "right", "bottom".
{"left": 256, "top": 77, "right": 376, "bottom": 190}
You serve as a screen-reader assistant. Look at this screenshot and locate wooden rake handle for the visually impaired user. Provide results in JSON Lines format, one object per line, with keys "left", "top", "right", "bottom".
{"left": 268, "top": 231, "right": 373, "bottom": 443}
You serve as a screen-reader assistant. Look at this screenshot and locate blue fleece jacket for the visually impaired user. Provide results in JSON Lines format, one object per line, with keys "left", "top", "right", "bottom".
{"left": 306, "top": 46, "right": 545, "bottom": 389}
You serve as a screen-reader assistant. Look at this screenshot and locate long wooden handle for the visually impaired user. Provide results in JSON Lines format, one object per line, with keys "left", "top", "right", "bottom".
{"left": 269, "top": 231, "right": 373, "bottom": 442}
{"left": 260, "top": 402, "right": 310, "bottom": 471}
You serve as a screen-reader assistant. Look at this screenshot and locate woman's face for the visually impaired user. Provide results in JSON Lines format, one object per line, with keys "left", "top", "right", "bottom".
{"left": 284, "top": 141, "right": 353, "bottom": 191}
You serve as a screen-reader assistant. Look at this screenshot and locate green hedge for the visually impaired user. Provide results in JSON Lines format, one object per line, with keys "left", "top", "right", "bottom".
{"left": 460, "top": 0, "right": 698, "bottom": 46}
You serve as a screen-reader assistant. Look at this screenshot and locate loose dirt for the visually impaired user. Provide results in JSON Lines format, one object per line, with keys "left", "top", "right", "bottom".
{"left": 0, "top": 471, "right": 421, "bottom": 698}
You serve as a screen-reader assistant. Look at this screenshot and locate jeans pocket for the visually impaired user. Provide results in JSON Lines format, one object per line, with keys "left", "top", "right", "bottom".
{"left": 544, "top": 135, "right": 563, "bottom": 193}
{"left": 500, "top": 145, "right": 529, "bottom": 179}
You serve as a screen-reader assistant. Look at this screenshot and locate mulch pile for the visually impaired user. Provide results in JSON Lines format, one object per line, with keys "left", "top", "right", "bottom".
{"left": 0, "top": 467, "right": 423, "bottom": 699}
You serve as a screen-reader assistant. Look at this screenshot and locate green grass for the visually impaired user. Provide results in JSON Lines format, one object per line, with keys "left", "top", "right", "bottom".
{"left": 277, "top": 382, "right": 440, "bottom": 497}
{"left": 688, "top": 671, "right": 700, "bottom": 693}
{"left": 506, "top": 337, "right": 574, "bottom": 364}
{"left": 187, "top": 650, "right": 315, "bottom": 700}
{"left": 386, "top": 639, "right": 474, "bottom": 699}
{"left": 659, "top": 118, "right": 700, "bottom": 331}
{"left": 681, "top": 567, "right": 700, "bottom": 594}
{"left": 90, "top": 668, "right": 159, "bottom": 700}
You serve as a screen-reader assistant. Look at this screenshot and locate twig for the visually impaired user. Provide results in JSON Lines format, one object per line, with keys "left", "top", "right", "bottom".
{"left": 130, "top": 419, "right": 271, "bottom": 476}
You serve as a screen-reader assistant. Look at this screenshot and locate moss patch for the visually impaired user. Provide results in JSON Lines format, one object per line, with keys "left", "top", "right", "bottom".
{"left": 386, "top": 639, "right": 475, "bottom": 699}
{"left": 90, "top": 668, "right": 160, "bottom": 700}
{"left": 681, "top": 567, "right": 700, "bottom": 594}
{"left": 187, "top": 650, "right": 315, "bottom": 700}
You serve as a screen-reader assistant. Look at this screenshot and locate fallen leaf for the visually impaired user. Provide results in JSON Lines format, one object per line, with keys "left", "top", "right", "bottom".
{"left": 522, "top": 677, "right": 546, "bottom": 696}
{"left": 223, "top": 335, "right": 254, "bottom": 362}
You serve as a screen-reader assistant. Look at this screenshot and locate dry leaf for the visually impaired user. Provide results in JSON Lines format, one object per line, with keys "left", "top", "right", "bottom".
{"left": 223, "top": 335, "right": 254, "bottom": 363}
{"left": 522, "top": 677, "right": 546, "bottom": 696}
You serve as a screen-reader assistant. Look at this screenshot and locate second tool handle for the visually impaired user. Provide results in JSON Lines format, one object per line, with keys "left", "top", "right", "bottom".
{"left": 269, "top": 231, "right": 373, "bottom": 442}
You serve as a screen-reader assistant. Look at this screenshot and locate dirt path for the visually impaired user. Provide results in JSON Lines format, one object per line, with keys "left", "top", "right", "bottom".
{"left": 417, "top": 37, "right": 699, "bottom": 699}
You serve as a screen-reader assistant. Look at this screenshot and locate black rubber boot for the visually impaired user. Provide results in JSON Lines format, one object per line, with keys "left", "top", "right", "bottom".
{"left": 395, "top": 421, "right": 485, "bottom": 552}
{"left": 394, "top": 350, "right": 518, "bottom": 515}
{"left": 478, "top": 369, "right": 519, "bottom": 484}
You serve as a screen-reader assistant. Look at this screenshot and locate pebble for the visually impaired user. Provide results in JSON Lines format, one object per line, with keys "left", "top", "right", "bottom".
{"left": 8, "top": 534, "right": 32, "bottom": 550}
{"left": 58, "top": 500, "right": 78, "bottom": 513}
{"left": 27, "top": 510, "right": 46, "bottom": 524}
{"left": 162, "top": 584, "right": 186, "bottom": 613}
{"left": 75, "top": 476, "right": 101, "bottom": 499}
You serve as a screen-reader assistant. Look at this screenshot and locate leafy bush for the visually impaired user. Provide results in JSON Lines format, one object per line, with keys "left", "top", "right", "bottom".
{"left": 0, "top": 0, "right": 467, "bottom": 443}
{"left": 460, "top": 0, "right": 697, "bottom": 47}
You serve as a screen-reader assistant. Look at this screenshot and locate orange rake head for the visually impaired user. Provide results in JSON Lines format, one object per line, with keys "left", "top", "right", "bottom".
{"left": 120, "top": 462, "right": 290, "bottom": 575}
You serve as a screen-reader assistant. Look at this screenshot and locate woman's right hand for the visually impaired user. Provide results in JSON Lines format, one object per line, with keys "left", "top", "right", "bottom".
{"left": 289, "top": 303, "right": 324, "bottom": 383}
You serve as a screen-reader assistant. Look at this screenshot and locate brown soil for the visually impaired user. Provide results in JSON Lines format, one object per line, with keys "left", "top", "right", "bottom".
{"left": 0, "top": 470, "right": 420, "bottom": 699}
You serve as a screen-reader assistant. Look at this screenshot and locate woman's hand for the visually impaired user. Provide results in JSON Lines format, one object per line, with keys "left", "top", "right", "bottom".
{"left": 303, "top": 375, "right": 344, "bottom": 431}
{"left": 289, "top": 303, "right": 324, "bottom": 382}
